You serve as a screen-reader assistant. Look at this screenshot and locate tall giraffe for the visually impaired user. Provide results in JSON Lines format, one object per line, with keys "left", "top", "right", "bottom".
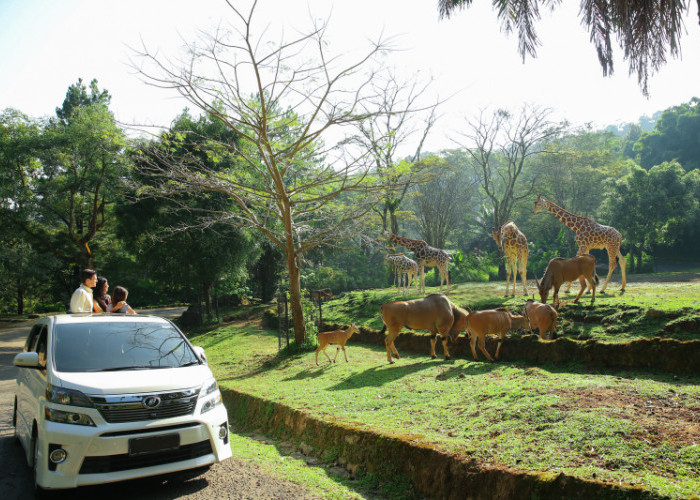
{"left": 384, "top": 232, "right": 451, "bottom": 294}
{"left": 384, "top": 254, "right": 419, "bottom": 295}
{"left": 491, "top": 221, "right": 529, "bottom": 297}
{"left": 533, "top": 194, "right": 626, "bottom": 293}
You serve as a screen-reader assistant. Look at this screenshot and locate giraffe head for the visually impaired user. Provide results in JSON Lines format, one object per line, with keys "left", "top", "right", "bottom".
{"left": 533, "top": 194, "right": 547, "bottom": 215}
{"left": 491, "top": 228, "right": 503, "bottom": 253}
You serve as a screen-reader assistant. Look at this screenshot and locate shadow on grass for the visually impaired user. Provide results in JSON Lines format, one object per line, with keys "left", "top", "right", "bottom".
{"left": 536, "top": 360, "right": 700, "bottom": 386}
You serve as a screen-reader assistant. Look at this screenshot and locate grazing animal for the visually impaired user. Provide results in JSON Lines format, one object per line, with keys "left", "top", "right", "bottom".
{"left": 315, "top": 323, "right": 359, "bottom": 365}
{"left": 533, "top": 194, "right": 626, "bottom": 293}
{"left": 522, "top": 299, "right": 558, "bottom": 340}
{"left": 384, "top": 254, "right": 419, "bottom": 295}
{"left": 379, "top": 293, "right": 469, "bottom": 364}
{"left": 536, "top": 254, "right": 599, "bottom": 308}
{"left": 492, "top": 221, "right": 529, "bottom": 297}
{"left": 384, "top": 232, "right": 452, "bottom": 294}
{"left": 465, "top": 309, "right": 529, "bottom": 361}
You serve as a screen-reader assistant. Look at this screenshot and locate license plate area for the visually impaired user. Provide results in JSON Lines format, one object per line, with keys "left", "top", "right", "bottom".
{"left": 129, "top": 433, "right": 180, "bottom": 456}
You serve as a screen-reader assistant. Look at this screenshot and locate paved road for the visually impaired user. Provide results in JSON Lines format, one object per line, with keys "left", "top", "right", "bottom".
{"left": 0, "top": 308, "right": 318, "bottom": 500}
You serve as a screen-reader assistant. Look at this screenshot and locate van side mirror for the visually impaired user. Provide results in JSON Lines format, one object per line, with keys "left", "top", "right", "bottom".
{"left": 14, "top": 352, "right": 41, "bottom": 368}
{"left": 193, "top": 346, "right": 207, "bottom": 364}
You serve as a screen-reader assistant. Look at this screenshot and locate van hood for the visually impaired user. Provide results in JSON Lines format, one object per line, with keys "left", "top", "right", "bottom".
{"left": 53, "top": 364, "right": 213, "bottom": 395}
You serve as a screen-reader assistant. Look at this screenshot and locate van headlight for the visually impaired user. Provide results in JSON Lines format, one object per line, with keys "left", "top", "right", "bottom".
{"left": 199, "top": 378, "right": 222, "bottom": 414}
{"left": 46, "top": 385, "right": 93, "bottom": 408}
{"left": 45, "top": 407, "right": 96, "bottom": 426}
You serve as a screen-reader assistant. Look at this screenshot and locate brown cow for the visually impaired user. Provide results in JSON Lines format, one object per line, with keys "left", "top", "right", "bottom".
{"left": 465, "top": 308, "right": 529, "bottom": 361}
{"left": 379, "top": 294, "right": 470, "bottom": 364}
{"left": 536, "top": 254, "right": 599, "bottom": 308}
{"left": 522, "top": 299, "right": 558, "bottom": 340}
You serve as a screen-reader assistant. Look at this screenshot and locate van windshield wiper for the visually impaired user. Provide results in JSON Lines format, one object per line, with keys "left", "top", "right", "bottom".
{"left": 179, "top": 361, "right": 200, "bottom": 367}
{"left": 96, "top": 365, "right": 171, "bottom": 372}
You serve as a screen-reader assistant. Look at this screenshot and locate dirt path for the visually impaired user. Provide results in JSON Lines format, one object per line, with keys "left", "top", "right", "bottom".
{"left": 0, "top": 308, "right": 320, "bottom": 500}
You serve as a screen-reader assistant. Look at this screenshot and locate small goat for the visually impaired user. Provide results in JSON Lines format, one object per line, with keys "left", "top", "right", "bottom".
{"left": 315, "top": 323, "right": 359, "bottom": 365}
{"left": 536, "top": 254, "right": 598, "bottom": 308}
{"left": 523, "top": 299, "right": 558, "bottom": 340}
{"left": 465, "top": 308, "right": 528, "bottom": 361}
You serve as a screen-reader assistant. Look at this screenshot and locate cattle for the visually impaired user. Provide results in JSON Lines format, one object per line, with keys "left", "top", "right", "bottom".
{"left": 523, "top": 299, "right": 558, "bottom": 340}
{"left": 536, "top": 254, "right": 599, "bottom": 308}
{"left": 379, "top": 294, "right": 469, "bottom": 364}
{"left": 465, "top": 308, "right": 528, "bottom": 361}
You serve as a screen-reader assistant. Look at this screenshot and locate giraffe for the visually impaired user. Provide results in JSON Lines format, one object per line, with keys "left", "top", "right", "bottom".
{"left": 384, "top": 254, "right": 419, "bottom": 295}
{"left": 491, "top": 221, "right": 529, "bottom": 297}
{"left": 384, "top": 232, "right": 451, "bottom": 294}
{"left": 533, "top": 194, "right": 626, "bottom": 293}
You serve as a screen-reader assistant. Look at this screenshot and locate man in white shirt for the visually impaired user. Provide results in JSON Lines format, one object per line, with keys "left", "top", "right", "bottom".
{"left": 69, "top": 269, "right": 103, "bottom": 313}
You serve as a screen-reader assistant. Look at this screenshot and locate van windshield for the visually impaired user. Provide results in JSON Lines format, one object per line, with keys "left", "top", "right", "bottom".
{"left": 53, "top": 321, "right": 199, "bottom": 372}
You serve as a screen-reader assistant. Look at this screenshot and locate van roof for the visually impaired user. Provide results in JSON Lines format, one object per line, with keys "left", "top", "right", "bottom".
{"left": 51, "top": 314, "right": 170, "bottom": 325}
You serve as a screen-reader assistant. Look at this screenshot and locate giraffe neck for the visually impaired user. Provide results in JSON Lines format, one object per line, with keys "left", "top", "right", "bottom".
{"left": 544, "top": 200, "right": 588, "bottom": 232}
{"left": 391, "top": 234, "right": 423, "bottom": 251}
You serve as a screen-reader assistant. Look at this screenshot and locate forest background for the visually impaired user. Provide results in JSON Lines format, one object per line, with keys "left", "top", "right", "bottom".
{"left": 2, "top": 75, "right": 698, "bottom": 325}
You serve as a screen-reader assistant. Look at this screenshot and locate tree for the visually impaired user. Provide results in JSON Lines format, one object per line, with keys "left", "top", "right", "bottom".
{"left": 437, "top": 0, "right": 692, "bottom": 95}
{"left": 408, "top": 154, "right": 479, "bottom": 249}
{"left": 634, "top": 97, "right": 700, "bottom": 171}
{"left": 346, "top": 71, "right": 440, "bottom": 234}
{"left": 601, "top": 161, "right": 698, "bottom": 271}
{"left": 526, "top": 127, "right": 627, "bottom": 257}
{"left": 132, "top": 1, "right": 401, "bottom": 343}
{"left": 119, "top": 111, "right": 258, "bottom": 318}
{"left": 453, "top": 105, "right": 564, "bottom": 273}
{"left": 1, "top": 80, "right": 127, "bottom": 271}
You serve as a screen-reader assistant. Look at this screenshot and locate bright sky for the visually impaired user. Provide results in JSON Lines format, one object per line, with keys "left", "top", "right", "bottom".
{"left": 1, "top": 0, "right": 699, "bottom": 151}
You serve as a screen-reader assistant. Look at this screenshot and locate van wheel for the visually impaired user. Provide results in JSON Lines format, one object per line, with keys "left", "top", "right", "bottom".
{"left": 12, "top": 399, "right": 21, "bottom": 445}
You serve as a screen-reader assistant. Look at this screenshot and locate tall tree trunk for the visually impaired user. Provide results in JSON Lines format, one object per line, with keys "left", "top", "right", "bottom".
{"left": 287, "top": 256, "right": 305, "bottom": 343}
{"left": 202, "top": 281, "right": 213, "bottom": 318}
{"left": 16, "top": 276, "right": 24, "bottom": 316}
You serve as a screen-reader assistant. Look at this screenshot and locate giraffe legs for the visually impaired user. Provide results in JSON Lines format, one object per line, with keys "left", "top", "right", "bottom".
{"left": 618, "top": 251, "right": 627, "bottom": 291}
{"left": 504, "top": 257, "right": 514, "bottom": 297}
{"left": 439, "top": 264, "right": 450, "bottom": 295}
{"left": 418, "top": 266, "right": 426, "bottom": 295}
{"left": 600, "top": 247, "right": 624, "bottom": 293}
{"left": 519, "top": 254, "right": 529, "bottom": 296}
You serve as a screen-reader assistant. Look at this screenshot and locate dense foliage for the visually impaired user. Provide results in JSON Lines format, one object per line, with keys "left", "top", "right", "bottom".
{"left": 1, "top": 79, "right": 699, "bottom": 316}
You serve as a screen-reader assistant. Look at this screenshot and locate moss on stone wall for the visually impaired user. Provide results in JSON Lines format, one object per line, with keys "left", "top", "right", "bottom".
{"left": 222, "top": 389, "right": 662, "bottom": 500}
{"left": 324, "top": 324, "right": 700, "bottom": 374}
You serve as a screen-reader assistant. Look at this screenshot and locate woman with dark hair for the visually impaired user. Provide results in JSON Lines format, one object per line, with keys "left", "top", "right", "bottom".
{"left": 110, "top": 286, "right": 135, "bottom": 314}
{"left": 93, "top": 276, "right": 112, "bottom": 313}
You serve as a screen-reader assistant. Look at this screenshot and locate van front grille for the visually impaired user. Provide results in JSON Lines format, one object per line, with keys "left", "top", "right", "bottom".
{"left": 89, "top": 388, "right": 200, "bottom": 423}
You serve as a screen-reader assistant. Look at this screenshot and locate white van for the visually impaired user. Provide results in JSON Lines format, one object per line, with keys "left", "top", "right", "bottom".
{"left": 12, "top": 314, "right": 232, "bottom": 494}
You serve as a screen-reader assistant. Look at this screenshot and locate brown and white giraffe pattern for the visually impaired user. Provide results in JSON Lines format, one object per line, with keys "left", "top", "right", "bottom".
{"left": 492, "top": 221, "right": 529, "bottom": 296}
{"left": 384, "top": 254, "right": 419, "bottom": 295}
{"left": 385, "top": 232, "right": 451, "bottom": 294}
{"left": 533, "top": 195, "right": 626, "bottom": 292}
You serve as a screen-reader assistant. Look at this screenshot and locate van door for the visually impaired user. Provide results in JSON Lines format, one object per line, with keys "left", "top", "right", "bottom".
{"left": 16, "top": 323, "right": 48, "bottom": 446}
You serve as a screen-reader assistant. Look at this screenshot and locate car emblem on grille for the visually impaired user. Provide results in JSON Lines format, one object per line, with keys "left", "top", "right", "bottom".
{"left": 142, "top": 396, "right": 161, "bottom": 409}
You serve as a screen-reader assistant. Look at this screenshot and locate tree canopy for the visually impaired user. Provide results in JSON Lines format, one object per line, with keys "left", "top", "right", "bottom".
{"left": 437, "top": 0, "right": 694, "bottom": 95}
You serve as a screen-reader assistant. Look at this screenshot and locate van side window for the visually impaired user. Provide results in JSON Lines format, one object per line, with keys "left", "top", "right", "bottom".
{"left": 35, "top": 328, "right": 48, "bottom": 369}
{"left": 24, "top": 325, "right": 42, "bottom": 352}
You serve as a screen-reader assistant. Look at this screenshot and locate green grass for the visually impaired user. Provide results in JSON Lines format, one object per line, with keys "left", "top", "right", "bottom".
{"left": 227, "top": 431, "right": 411, "bottom": 499}
{"left": 320, "top": 278, "right": 700, "bottom": 343}
{"left": 192, "top": 319, "right": 700, "bottom": 499}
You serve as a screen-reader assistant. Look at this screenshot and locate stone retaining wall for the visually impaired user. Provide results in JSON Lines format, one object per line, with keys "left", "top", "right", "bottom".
{"left": 223, "top": 389, "right": 660, "bottom": 500}
{"left": 333, "top": 325, "right": 700, "bottom": 374}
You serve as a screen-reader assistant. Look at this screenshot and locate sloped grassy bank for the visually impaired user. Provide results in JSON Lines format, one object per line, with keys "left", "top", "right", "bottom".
{"left": 191, "top": 320, "right": 700, "bottom": 500}
{"left": 222, "top": 389, "right": 658, "bottom": 500}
